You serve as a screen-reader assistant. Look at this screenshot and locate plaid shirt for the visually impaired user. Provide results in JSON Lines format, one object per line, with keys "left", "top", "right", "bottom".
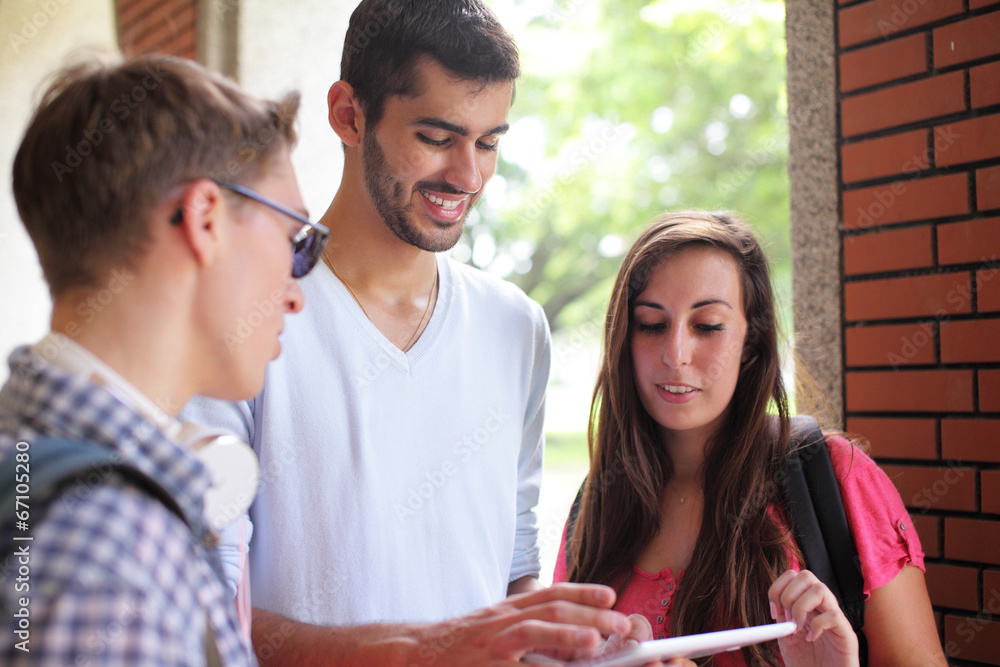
{"left": 0, "top": 346, "right": 255, "bottom": 666}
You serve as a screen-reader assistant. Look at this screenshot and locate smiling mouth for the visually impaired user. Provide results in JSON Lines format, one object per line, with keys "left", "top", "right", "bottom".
{"left": 658, "top": 384, "right": 697, "bottom": 394}
{"left": 420, "top": 190, "right": 464, "bottom": 210}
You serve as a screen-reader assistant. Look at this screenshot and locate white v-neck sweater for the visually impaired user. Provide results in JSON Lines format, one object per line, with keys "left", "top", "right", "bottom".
{"left": 183, "top": 255, "right": 550, "bottom": 624}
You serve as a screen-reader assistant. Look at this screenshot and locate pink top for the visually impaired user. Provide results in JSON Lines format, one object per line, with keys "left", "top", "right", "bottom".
{"left": 553, "top": 437, "right": 924, "bottom": 666}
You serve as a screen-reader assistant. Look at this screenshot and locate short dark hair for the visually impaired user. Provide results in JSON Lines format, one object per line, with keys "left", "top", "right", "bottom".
{"left": 341, "top": 0, "right": 520, "bottom": 127}
{"left": 12, "top": 53, "right": 300, "bottom": 298}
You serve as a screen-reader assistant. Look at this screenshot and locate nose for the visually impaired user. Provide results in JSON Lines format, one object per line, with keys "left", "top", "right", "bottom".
{"left": 444, "top": 143, "right": 484, "bottom": 195}
{"left": 285, "top": 277, "right": 305, "bottom": 315}
{"left": 661, "top": 326, "right": 692, "bottom": 369}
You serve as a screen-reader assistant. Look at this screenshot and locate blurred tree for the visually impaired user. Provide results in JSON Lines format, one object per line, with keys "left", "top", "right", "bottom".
{"left": 461, "top": 0, "right": 790, "bottom": 332}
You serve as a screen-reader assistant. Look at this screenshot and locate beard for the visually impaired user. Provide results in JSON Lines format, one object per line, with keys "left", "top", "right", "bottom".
{"left": 361, "top": 129, "right": 475, "bottom": 252}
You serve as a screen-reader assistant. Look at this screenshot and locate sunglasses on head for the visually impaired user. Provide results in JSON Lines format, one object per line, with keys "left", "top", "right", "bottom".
{"left": 171, "top": 179, "right": 330, "bottom": 278}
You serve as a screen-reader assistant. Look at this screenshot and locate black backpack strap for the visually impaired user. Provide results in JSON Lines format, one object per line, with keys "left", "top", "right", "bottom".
{"left": 782, "top": 416, "right": 867, "bottom": 662}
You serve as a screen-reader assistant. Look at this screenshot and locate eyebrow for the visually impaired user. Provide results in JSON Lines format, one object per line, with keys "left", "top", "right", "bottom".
{"left": 412, "top": 117, "right": 510, "bottom": 138}
{"left": 634, "top": 298, "right": 734, "bottom": 311}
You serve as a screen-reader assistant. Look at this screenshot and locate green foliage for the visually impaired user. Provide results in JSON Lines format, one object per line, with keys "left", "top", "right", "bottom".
{"left": 463, "top": 0, "right": 791, "bottom": 331}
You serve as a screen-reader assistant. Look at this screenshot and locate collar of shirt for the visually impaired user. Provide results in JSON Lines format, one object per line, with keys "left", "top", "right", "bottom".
{"left": 1, "top": 345, "right": 213, "bottom": 537}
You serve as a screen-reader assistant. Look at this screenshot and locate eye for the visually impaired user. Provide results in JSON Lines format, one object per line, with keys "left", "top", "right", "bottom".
{"left": 476, "top": 138, "right": 500, "bottom": 152}
{"left": 635, "top": 321, "right": 666, "bottom": 334}
{"left": 417, "top": 133, "right": 448, "bottom": 147}
{"left": 695, "top": 323, "right": 725, "bottom": 333}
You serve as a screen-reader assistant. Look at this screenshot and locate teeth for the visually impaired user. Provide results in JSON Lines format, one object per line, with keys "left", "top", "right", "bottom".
{"left": 421, "top": 191, "right": 462, "bottom": 210}
{"left": 660, "top": 385, "right": 695, "bottom": 394}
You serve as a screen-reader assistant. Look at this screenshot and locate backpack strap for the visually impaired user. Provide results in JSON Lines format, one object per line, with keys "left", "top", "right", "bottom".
{"left": 0, "top": 437, "right": 186, "bottom": 539}
{"left": 782, "top": 416, "right": 867, "bottom": 663}
{"left": 0, "top": 437, "right": 224, "bottom": 661}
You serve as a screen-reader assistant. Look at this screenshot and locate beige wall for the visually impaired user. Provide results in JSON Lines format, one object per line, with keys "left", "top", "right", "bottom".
{"left": 235, "top": 0, "right": 352, "bottom": 222}
{"left": 0, "top": 0, "right": 117, "bottom": 380}
{"left": 0, "top": 0, "right": 357, "bottom": 380}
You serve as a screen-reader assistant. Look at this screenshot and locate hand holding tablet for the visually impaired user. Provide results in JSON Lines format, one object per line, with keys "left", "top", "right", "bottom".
{"left": 523, "top": 621, "right": 797, "bottom": 666}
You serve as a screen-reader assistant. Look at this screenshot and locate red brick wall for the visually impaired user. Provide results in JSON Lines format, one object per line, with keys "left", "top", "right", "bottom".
{"left": 838, "top": 1, "right": 1000, "bottom": 664}
{"left": 116, "top": 0, "right": 197, "bottom": 59}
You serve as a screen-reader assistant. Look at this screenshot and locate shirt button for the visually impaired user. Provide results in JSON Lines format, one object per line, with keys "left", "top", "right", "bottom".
{"left": 657, "top": 634, "right": 664, "bottom": 639}
{"left": 657, "top": 616, "right": 664, "bottom": 623}
{"left": 667, "top": 583, "right": 675, "bottom": 592}
{"left": 900, "top": 522, "right": 907, "bottom": 531}
{"left": 662, "top": 597, "right": 670, "bottom": 606}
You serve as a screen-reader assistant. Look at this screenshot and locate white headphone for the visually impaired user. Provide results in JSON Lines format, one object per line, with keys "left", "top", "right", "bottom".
{"left": 35, "top": 332, "right": 259, "bottom": 532}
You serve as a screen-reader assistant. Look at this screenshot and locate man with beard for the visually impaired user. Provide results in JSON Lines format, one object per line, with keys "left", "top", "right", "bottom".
{"left": 182, "top": 1, "right": 653, "bottom": 665}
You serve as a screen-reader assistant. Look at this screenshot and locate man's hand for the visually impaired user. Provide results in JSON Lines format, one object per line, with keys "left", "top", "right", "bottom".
{"left": 410, "top": 583, "right": 632, "bottom": 666}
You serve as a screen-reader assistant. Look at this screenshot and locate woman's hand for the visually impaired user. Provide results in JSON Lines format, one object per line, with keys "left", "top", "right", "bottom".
{"left": 769, "top": 570, "right": 859, "bottom": 667}
{"left": 597, "top": 614, "right": 695, "bottom": 667}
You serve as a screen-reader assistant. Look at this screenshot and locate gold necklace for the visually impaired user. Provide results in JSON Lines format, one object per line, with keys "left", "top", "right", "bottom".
{"left": 323, "top": 254, "right": 438, "bottom": 352}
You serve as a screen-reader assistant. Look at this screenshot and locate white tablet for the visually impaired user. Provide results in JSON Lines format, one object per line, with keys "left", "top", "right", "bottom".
{"left": 523, "top": 621, "right": 797, "bottom": 666}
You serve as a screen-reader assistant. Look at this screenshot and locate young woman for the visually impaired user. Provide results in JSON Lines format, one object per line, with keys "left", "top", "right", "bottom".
{"left": 554, "top": 211, "right": 947, "bottom": 666}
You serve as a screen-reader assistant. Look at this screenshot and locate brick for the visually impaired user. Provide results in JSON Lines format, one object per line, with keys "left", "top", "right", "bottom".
{"left": 848, "top": 416, "right": 937, "bottom": 459}
{"left": 842, "top": 129, "right": 930, "bottom": 184}
{"left": 982, "top": 370, "right": 1000, "bottom": 412}
{"left": 985, "top": 470, "right": 1000, "bottom": 514}
{"left": 945, "top": 614, "right": 1000, "bottom": 664}
{"left": 934, "top": 11, "right": 1000, "bottom": 68}
{"left": 972, "top": 61, "right": 1000, "bottom": 109}
{"left": 839, "top": 0, "right": 964, "bottom": 48}
{"left": 986, "top": 571, "right": 1000, "bottom": 608}
{"left": 925, "top": 562, "right": 980, "bottom": 611}
{"left": 844, "top": 272, "right": 972, "bottom": 321}
{"left": 843, "top": 172, "right": 969, "bottom": 229}
{"left": 938, "top": 217, "right": 1000, "bottom": 265}
{"left": 980, "top": 268, "right": 1000, "bottom": 313}
{"left": 945, "top": 518, "right": 1000, "bottom": 565}
{"left": 980, "top": 166, "right": 1000, "bottom": 212}
{"left": 846, "top": 322, "right": 936, "bottom": 367}
{"left": 843, "top": 225, "right": 933, "bottom": 274}
{"left": 941, "top": 318, "right": 1000, "bottom": 363}
{"left": 943, "top": 419, "right": 1000, "bottom": 463}
{"left": 936, "top": 114, "right": 1000, "bottom": 167}
{"left": 972, "top": 0, "right": 1000, "bottom": 7}
{"left": 841, "top": 71, "right": 965, "bottom": 138}
{"left": 846, "top": 370, "right": 973, "bottom": 412}
{"left": 840, "top": 33, "right": 927, "bottom": 93}
{"left": 881, "top": 463, "right": 976, "bottom": 511}
{"left": 911, "top": 514, "right": 940, "bottom": 557}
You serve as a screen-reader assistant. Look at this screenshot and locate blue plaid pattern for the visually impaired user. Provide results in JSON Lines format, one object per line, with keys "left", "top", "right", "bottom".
{"left": 0, "top": 346, "right": 255, "bottom": 666}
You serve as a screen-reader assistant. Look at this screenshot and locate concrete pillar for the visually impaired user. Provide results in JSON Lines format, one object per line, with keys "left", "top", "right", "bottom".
{"left": 785, "top": 0, "right": 843, "bottom": 427}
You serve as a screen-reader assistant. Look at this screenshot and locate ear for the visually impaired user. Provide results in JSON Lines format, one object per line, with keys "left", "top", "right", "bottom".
{"left": 174, "top": 179, "right": 225, "bottom": 269}
{"left": 328, "top": 80, "right": 364, "bottom": 147}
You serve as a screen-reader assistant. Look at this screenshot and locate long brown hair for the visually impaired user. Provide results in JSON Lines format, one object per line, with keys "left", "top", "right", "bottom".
{"left": 568, "top": 211, "right": 795, "bottom": 666}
